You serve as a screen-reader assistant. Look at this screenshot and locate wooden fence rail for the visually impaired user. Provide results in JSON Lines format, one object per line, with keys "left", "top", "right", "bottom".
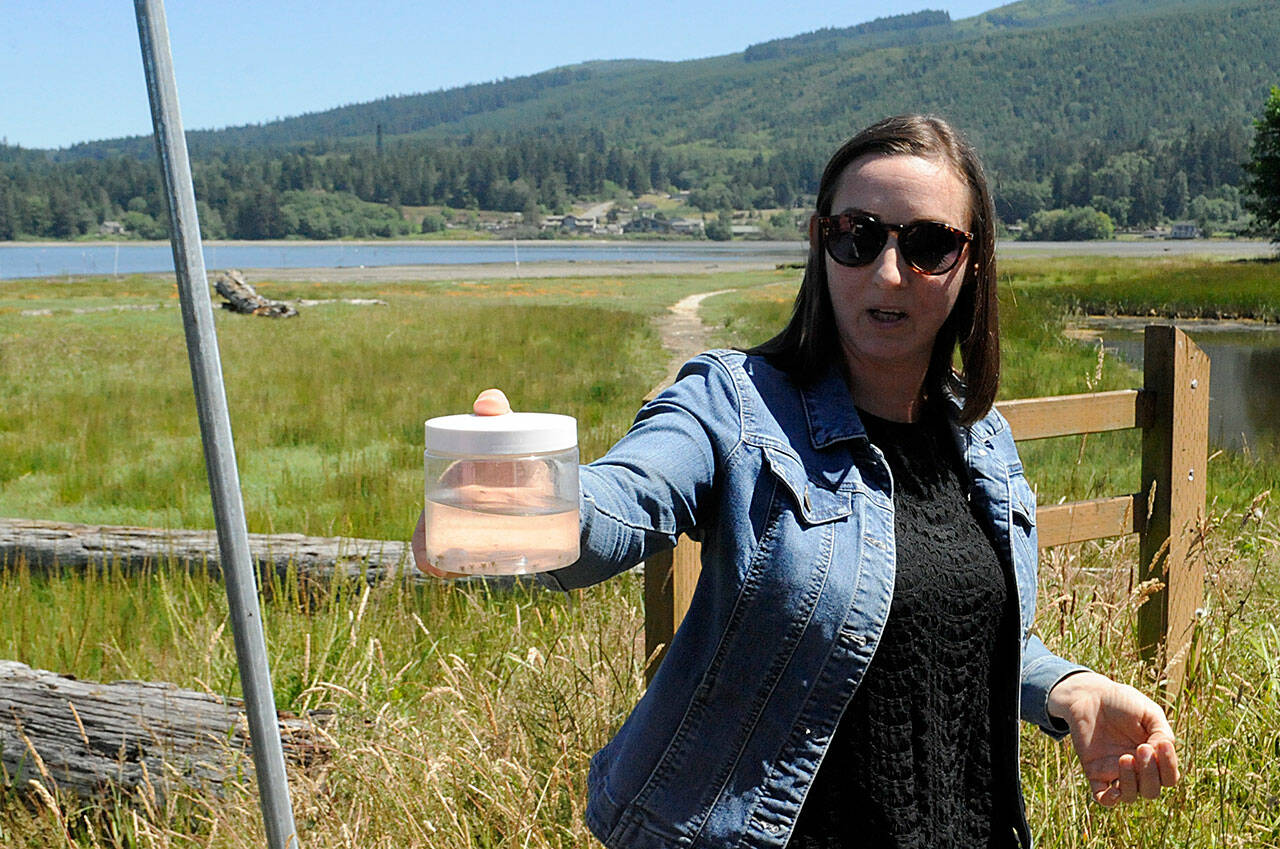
{"left": 644, "top": 325, "right": 1209, "bottom": 694}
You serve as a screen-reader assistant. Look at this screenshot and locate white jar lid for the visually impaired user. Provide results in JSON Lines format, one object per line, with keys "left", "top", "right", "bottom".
{"left": 425, "top": 412, "right": 578, "bottom": 456}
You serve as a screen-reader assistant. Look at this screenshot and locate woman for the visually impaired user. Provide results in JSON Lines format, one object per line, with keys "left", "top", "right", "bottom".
{"left": 415, "top": 114, "right": 1179, "bottom": 848}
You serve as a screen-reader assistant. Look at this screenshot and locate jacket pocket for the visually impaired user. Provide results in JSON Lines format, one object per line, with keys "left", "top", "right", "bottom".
{"left": 761, "top": 445, "right": 852, "bottom": 525}
{"left": 1011, "top": 475, "right": 1036, "bottom": 533}
{"left": 1009, "top": 472, "right": 1039, "bottom": 643}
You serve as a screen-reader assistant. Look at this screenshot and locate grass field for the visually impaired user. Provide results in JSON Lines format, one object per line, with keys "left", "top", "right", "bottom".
{"left": 0, "top": 270, "right": 781, "bottom": 539}
{"left": 1, "top": 259, "right": 1278, "bottom": 847}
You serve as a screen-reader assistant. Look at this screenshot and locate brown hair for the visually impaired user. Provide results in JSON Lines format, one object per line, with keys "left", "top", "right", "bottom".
{"left": 749, "top": 114, "right": 999, "bottom": 425}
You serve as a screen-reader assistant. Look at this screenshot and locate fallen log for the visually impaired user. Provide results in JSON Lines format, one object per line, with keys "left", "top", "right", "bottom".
{"left": 213, "top": 269, "right": 298, "bottom": 317}
{"left": 0, "top": 661, "right": 331, "bottom": 801}
{"left": 0, "top": 518, "right": 412, "bottom": 583}
{"left": 0, "top": 519, "right": 568, "bottom": 591}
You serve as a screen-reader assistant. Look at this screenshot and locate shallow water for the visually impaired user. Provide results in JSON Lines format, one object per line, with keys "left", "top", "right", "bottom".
{"left": 1086, "top": 324, "right": 1280, "bottom": 453}
{"left": 4, "top": 238, "right": 1273, "bottom": 281}
{"left": 0, "top": 241, "right": 807, "bottom": 280}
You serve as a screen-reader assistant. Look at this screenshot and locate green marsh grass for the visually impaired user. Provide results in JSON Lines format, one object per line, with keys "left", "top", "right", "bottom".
{"left": 1000, "top": 255, "right": 1280, "bottom": 324}
{"left": 0, "top": 273, "right": 741, "bottom": 539}
{"left": 1, "top": 260, "right": 1279, "bottom": 846}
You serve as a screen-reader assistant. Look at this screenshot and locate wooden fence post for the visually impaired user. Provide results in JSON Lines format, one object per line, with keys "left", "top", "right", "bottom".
{"left": 1138, "top": 325, "right": 1210, "bottom": 692}
{"left": 643, "top": 540, "right": 701, "bottom": 683}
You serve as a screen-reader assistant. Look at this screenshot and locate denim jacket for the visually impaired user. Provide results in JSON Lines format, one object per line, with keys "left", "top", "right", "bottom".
{"left": 543, "top": 350, "right": 1086, "bottom": 849}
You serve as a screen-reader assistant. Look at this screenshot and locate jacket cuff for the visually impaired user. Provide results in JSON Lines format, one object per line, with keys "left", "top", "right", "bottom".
{"left": 1021, "top": 634, "right": 1090, "bottom": 740}
{"left": 537, "top": 484, "right": 632, "bottom": 591}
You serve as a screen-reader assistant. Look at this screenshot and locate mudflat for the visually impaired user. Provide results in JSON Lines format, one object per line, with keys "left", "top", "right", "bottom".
{"left": 244, "top": 259, "right": 786, "bottom": 283}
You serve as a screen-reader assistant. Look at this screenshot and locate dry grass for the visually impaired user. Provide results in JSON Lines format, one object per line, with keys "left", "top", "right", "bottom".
{"left": 0, "top": 566, "right": 648, "bottom": 848}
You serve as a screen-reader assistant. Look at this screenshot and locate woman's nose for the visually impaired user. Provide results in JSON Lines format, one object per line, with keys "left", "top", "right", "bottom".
{"left": 869, "top": 234, "right": 906, "bottom": 287}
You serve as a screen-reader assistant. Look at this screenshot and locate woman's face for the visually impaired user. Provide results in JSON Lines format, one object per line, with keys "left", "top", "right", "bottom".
{"left": 824, "top": 153, "right": 972, "bottom": 389}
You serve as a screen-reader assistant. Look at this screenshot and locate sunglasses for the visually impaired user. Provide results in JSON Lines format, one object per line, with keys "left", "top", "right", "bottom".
{"left": 815, "top": 212, "right": 973, "bottom": 275}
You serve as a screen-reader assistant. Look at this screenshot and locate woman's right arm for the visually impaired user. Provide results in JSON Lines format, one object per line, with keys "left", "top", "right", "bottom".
{"left": 411, "top": 356, "right": 736, "bottom": 585}
{"left": 542, "top": 354, "right": 737, "bottom": 591}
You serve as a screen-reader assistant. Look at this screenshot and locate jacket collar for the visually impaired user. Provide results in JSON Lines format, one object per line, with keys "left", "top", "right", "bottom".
{"left": 799, "top": 366, "right": 1007, "bottom": 450}
{"left": 940, "top": 381, "right": 1007, "bottom": 442}
{"left": 799, "top": 363, "right": 867, "bottom": 450}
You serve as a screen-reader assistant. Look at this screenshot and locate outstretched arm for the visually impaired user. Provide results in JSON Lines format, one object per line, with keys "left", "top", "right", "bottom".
{"left": 1047, "top": 671, "right": 1180, "bottom": 806}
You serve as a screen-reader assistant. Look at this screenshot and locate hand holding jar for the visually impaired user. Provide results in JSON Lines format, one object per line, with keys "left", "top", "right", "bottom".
{"left": 413, "top": 389, "right": 579, "bottom": 578}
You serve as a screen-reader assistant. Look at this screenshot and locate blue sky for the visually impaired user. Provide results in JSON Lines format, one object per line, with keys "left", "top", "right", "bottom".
{"left": 3, "top": 1, "right": 1008, "bottom": 150}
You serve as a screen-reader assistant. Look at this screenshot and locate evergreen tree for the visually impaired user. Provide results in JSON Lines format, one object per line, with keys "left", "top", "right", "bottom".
{"left": 1164, "top": 170, "right": 1190, "bottom": 221}
{"left": 0, "top": 180, "right": 15, "bottom": 240}
{"left": 1244, "top": 86, "right": 1280, "bottom": 242}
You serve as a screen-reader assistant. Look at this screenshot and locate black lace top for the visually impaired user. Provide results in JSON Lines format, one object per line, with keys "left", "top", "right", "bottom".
{"left": 787, "top": 408, "right": 1021, "bottom": 849}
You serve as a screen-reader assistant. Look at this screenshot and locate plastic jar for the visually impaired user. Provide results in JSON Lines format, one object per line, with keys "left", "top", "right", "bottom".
{"left": 423, "top": 409, "right": 579, "bottom": 575}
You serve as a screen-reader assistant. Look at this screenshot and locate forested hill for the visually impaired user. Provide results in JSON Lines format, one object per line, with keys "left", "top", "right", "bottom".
{"left": 3, "top": 0, "right": 1277, "bottom": 241}
{"left": 59, "top": 0, "right": 1274, "bottom": 166}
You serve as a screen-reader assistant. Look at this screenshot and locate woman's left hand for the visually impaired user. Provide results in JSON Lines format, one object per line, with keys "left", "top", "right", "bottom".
{"left": 1047, "top": 671, "right": 1180, "bottom": 806}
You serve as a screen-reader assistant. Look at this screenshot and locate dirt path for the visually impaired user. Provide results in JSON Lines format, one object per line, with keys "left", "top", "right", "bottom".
{"left": 647, "top": 289, "right": 736, "bottom": 399}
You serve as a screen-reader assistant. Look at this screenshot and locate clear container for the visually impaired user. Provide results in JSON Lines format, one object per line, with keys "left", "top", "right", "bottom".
{"left": 424, "top": 410, "right": 579, "bottom": 575}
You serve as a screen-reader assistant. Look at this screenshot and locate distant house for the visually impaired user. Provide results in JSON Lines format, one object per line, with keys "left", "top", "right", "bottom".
{"left": 560, "top": 214, "right": 598, "bottom": 234}
{"left": 623, "top": 215, "right": 670, "bottom": 234}
{"left": 1169, "top": 221, "right": 1200, "bottom": 239}
{"left": 670, "top": 218, "right": 705, "bottom": 235}
{"left": 731, "top": 224, "right": 762, "bottom": 236}
{"left": 99, "top": 220, "right": 125, "bottom": 236}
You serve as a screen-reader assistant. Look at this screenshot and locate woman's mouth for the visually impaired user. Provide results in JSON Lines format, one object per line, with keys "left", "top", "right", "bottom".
{"left": 868, "top": 308, "right": 907, "bottom": 323}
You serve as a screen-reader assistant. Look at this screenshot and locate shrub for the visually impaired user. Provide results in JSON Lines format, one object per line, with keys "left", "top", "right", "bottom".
{"left": 1023, "top": 206, "right": 1115, "bottom": 240}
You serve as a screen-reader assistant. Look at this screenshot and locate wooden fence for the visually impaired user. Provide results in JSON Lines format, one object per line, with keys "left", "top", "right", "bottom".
{"left": 643, "top": 325, "right": 1210, "bottom": 694}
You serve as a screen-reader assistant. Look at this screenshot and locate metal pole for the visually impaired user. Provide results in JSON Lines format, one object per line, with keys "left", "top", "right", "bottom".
{"left": 133, "top": 3, "right": 300, "bottom": 847}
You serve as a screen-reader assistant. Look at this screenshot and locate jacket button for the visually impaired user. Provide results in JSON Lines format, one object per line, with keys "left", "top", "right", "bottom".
{"left": 840, "top": 630, "right": 867, "bottom": 648}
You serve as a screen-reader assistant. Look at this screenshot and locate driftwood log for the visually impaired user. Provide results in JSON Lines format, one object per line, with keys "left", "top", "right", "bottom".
{"left": 0, "top": 660, "right": 331, "bottom": 800}
{"left": 0, "top": 518, "right": 412, "bottom": 583}
{"left": 0, "top": 518, "right": 549, "bottom": 588}
{"left": 213, "top": 269, "right": 298, "bottom": 318}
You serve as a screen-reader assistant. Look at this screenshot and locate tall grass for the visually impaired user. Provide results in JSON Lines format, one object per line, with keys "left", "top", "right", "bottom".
{"left": 1024, "top": 501, "right": 1280, "bottom": 848}
{"left": 1, "top": 260, "right": 1278, "bottom": 847}
{"left": 0, "top": 556, "right": 647, "bottom": 848}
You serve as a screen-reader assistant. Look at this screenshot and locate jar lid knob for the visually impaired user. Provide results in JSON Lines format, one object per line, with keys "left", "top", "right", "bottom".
{"left": 473, "top": 388, "right": 512, "bottom": 416}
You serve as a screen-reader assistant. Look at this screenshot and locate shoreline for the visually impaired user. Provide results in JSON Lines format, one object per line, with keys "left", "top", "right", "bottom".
{"left": 3, "top": 238, "right": 1273, "bottom": 284}
{"left": 3, "top": 236, "right": 1272, "bottom": 250}
{"left": 243, "top": 259, "right": 788, "bottom": 283}
{"left": 0, "top": 238, "right": 806, "bottom": 249}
